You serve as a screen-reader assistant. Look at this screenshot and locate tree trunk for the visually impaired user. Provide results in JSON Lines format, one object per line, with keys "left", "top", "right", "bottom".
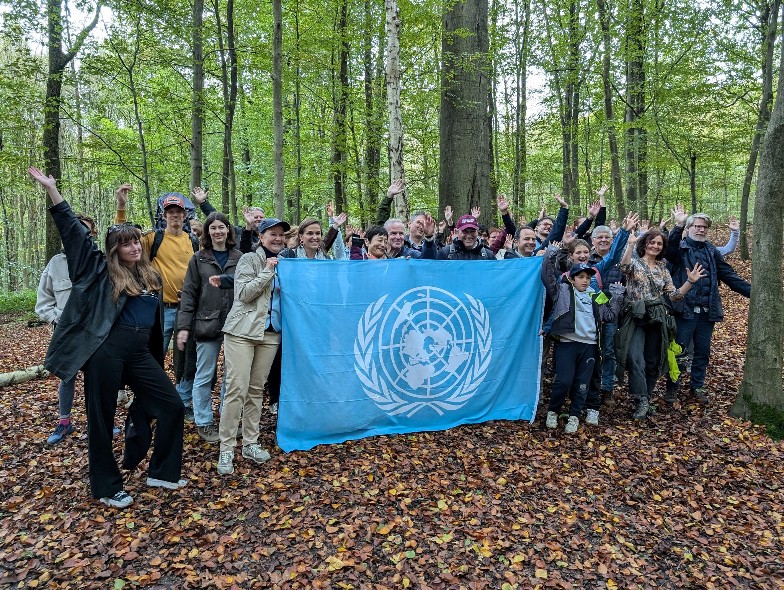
{"left": 730, "top": 28, "right": 784, "bottom": 435}
{"left": 439, "top": 0, "right": 493, "bottom": 224}
{"left": 512, "top": 0, "right": 530, "bottom": 213}
{"left": 597, "top": 0, "right": 625, "bottom": 216}
{"left": 293, "top": 0, "right": 302, "bottom": 224}
{"left": 625, "top": 0, "right": 647, "bottom": 216}
{"left": 0, "top": 365, "right": 49, "bottom": 388}
{"left": 333, "top": 0, "right": 349, "bottom": 216}
{"left": 272, "top": 0, "right": 285, "bottom": 220}
{"left": 689, "top": 151, "right": 697, "bottom": 212}
{"left": 43, "top": 0, "right": 99, "bottom": 261}
{"left": 385, "top": 0, "right": 407, "bottom": 220}
{"left": 740, "top": 0, "right": 780, "bottom": 260}
{"left": 191, "top": 0, "right": 205, "bottom": 192}
{"left": 363, "top": 0, "right": 382, "bottom": 224}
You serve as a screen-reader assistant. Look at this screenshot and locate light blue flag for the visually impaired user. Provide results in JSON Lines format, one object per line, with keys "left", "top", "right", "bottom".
{"left": 276, "top": 258, "right": 544, "bottom": 452}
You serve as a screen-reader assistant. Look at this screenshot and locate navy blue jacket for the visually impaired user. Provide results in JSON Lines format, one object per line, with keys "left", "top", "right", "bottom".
{"left": 665, "top": 225, "right": 750, "bottom": 322}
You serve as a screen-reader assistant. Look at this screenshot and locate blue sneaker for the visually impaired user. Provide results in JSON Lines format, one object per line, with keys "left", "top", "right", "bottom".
{"left": 47, "top": 422, "right": 75, "bottom": 445}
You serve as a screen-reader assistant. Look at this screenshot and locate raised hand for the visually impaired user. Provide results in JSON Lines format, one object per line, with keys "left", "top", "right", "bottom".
{"left": 422, "top": 213, "right": 436, "bottom": 238}
{"left": 609, "top": 219, "right": 619, "bottom": 233}
{"left": 622, "top": 212, "right": 640, "bottom": 232}
{"left": 504, "top": 234, "right": 514, "bottom": 250}
{"left": 497, "top": 195, "right": 509, "bottom": 215}
{"left": 326, "top": 201, "right": 335, "bottom": 218}
{"left": 242, "top": 206, "right": 256, "bottom": 227}
{"left": 588, "top": 200, "right": 601, "bottom": 219}
{"left": 332, "top": 212, "right": 347, "bottom": 229}
{"left": 116, "top": 183, "right": 132, "bottom": 208}
{"left": 728, "top": 216, "right": 740, "bottom": 232}
{"left": 659, "top": 216, "right": 672, "bottom": 230}
{"left": 438, "top": 219, "right": 447, "bottom": 233}
{"left": 471, "top": 206, "right": 481, "bottom": 218}
{"left": 518, "top": 214, "right": 528, "bottom": 226}
{"left": 191, "top": 186, "right": 207, "bottom": 205}
{"left": 554, "top": 193, "right": 568, "bottom": 208}
{"left": 539, "top": 205, "right": 547, "bottom": 220}
{"left": 562, "top": 232, "right": 576, "bottom": 247}
{"left": 386, "top": 179, "right": 405, "bottom": 199}
{"left": 444, "top": 205, "right": 453, "bottom": 224}
{"left": 596, "top": 185, "right": 608, "bottom": 206}
{"left": 640, "top": 219, "right": 650, "bottom": 232}
{"left": 28, "top": 167, "right": 63, "bottom": 205}
{"left": 686, "top": 262, "right": 707, "bottom": 283}
{"left": 672, "top": 203, "right": 688, "bottom": 227}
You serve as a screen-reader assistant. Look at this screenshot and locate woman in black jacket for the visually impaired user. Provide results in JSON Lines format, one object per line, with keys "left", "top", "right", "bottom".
{"left": 175, "top": 212, "right": 241, "bottom": 443}
{"left": 29, "top": 167, "right": 185, "bottom": 509}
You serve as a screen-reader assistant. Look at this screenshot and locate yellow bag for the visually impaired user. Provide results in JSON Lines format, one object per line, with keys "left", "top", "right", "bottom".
{"left": 667, "top": 341, "right": 683, "bottom": 382}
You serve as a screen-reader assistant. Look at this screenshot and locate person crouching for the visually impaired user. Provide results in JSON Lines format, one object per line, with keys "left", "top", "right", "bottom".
{"left": 541, "top": 248, "right": 624, "bottom": 433}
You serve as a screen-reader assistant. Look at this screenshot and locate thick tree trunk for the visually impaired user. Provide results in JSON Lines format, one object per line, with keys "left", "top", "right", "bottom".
{"left": 272, "top": 0, "right": 285, "bottom": 219}
{"left": 439, "top": 0, "right": 493, "bottom": 224}
{"left": 191, "top": 0, "right": 205, "bottom": 192}
{"left": 625, "top": 0, "right": 647, "bottom": 216}
{"left": 385, "top": 0, "right": 407, "bottom": 220}
{"left": 597, "top": 0, "right": 625, "bottom": 216}
{"left": 740, "top": 0, "right": 780, "bottom": 261}
{"left": 730, "top": 30, "right": 784, "bottom": 434}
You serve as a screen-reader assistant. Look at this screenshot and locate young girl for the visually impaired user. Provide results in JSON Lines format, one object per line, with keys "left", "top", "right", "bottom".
{"left": 29, "top": 167, "right": 185, "bottom": 508}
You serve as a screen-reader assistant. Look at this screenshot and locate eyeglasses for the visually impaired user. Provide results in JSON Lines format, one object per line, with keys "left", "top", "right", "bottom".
{"left": 107, "top": 223, "right": 132, "bottom": 234}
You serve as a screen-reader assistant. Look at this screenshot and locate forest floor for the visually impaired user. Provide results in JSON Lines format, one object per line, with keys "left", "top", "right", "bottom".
{"left": 1, "top": 252, "right": 783, "bottom": 589}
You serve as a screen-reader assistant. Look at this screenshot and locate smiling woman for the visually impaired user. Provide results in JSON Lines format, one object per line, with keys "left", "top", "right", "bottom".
{"left": 27, "top": 166, "right": 186, "bottom": 509}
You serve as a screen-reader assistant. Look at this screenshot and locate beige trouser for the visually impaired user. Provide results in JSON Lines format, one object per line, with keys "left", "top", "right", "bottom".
{"left": 219, "top": 332, "right": 281, "bottom": 452}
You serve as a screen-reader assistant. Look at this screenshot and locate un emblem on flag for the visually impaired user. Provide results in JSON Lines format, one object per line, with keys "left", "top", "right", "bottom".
{"left": 354, "top": 287, "right": 492, "bottom": 417}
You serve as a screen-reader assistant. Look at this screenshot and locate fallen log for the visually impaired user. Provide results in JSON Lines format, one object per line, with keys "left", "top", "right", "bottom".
{"left": 0, "top": 365, "right": 49, "bottom": 388}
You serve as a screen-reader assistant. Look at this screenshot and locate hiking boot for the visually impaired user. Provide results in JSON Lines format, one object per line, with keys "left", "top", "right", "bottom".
{"left": 585, "top": 409, "right": 600, "bottom": 426}
{"left": 664, "top": 382, "right": 678, "bottom": 403}
{"left": 564, "top": 416, "right": 579, "bottom": 434}
{"left": 242, "top": 443, "right": 271, "bottom": 464}
{"left": 217, "top": 450, "right": 234, "bottom": 475}
{"left": 147, "top": 477, "right": 188, "bottom": 490}
{"left": 633, "top": 397, "right": 650, "bottom": 420}
{"left": 691, "top": 387, "right": 708, "bottom": 405}
{"left": 47, "top": 421, "right": 75, "bottom": 445}
{"left": 197, "top": 424, "right": 220, "bottom": 443}
{"left": 184, "top": 408, "right": 195, "bottom": 423}
{"left": 545, "top": 411, "right": 558, "bottom": 429}
{"left": 100, "top": 490, "right": 133, "bottom": 508}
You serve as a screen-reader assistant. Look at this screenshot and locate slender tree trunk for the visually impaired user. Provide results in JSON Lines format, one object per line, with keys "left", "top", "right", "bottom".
{"left": 512, "top": 0, "right": 530, "bottom": 213}
{"left": 293, "top": 0, "right": 302, "bottom": 224}
{"left": 363, "top": 0, "right": 382, "bottom": 223}
{"left": 597, "top": 0, "right": 625, "bottom": 215}
{"left": 740, "top": 0, "right": 780, "bottom": 260}
{"left": 227, "top": 0, "right": 238, "bottom": 220}
{"left": 439, "top": 0, "right": 493, "bottom": 224}
{"left": 272, "top": 0, "right": 285, "bottom": 219}
{"left": 625, "top": 0, "right": 647, "bottom": 216}
{"left": 689, "top": 152, "right": 697, "bottom": 212}
{"left": 385, "top": 0, "right": 407, "bottom": 219}
{"left": 331, "top": 0, "right": 349, "bottom": 215}
{"left": 43, "top": 0, "right": 99, "bottom": 261}
{"left": 731, "top": 25, "right": 784, "bottom": 433}
{"left": 191, "top": 0, "right": 205, "bottom": 192}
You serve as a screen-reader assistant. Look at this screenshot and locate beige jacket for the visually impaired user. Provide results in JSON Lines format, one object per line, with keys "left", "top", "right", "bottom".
{"left": 221, "top": 249, "right": 276, "bottom": 341}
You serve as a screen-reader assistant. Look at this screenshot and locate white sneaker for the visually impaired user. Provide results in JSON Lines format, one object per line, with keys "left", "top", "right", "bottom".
{"left": 585, "top": 409, "right": 600, "bottom": 426}
{"left": 545, "top": 411, "right": 558, "bottom": 429}
{"left": 564, "top": 416, "right": 579, "bottom": 434}
{"left": 100, "top": 490, "right": 133, "bottom": 508}
{"left": 217, "top": 450, "right": 234, "bottom": 475}
{"left": 242, "top": 443, "right": 271, "bottom": 464}
{"left": 269, "top": 402, "right": 278, "bottom": 415}
{"left": 147, "top": 477, "right": 188, "bottom": 490}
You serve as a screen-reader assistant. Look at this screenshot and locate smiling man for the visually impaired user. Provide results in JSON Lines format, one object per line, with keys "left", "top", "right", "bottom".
{"left": 421, "top": 214, "right": 494, "bottom": 260}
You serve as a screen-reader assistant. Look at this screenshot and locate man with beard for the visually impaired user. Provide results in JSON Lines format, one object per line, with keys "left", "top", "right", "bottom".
{"left": 664, "top": 206, "right": 751, "bottom": 404}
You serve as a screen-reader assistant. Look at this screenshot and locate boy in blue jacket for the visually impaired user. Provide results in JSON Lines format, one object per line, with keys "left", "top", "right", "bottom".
{"left": 541, "top": 248, "right": 625, "bottom": 433}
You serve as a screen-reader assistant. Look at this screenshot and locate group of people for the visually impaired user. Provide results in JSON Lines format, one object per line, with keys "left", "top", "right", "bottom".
{"left": 30, "top": 167, "right": 749, "bottom": 508}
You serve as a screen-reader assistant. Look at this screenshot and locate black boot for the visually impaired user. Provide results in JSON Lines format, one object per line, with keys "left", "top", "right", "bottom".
{"left": 633, "top": 397, "right": 650, "bottom": 420}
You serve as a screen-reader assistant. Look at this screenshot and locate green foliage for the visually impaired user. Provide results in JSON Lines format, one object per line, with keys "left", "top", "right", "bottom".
{"left": 0, "top": 289, "right": 36, "bottom": 315}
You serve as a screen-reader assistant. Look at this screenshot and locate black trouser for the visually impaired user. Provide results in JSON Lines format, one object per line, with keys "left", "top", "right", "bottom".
{"left": 83, "top": 325, "right": 184, "bottom": 499}
{"left": 548, "top": 340, "right": 597, "bottom": 417}
{"left": 267, "top": 344, "right": 282, "bottom": 406}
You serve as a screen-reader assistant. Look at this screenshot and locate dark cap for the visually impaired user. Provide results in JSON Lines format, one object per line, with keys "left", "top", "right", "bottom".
{"left": 456, "top": 214, "right": 479, "bottom": 230}
{"left": 569, "top": 262, "right": 597, "bottom": 278}
{"left": 257, "top": 217, "right": 291, "bottom": 234}
{"left": 162, "top": 194, "right": 186, "bottom": 210}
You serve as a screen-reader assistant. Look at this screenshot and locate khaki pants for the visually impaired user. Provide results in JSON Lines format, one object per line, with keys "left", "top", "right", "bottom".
{"left": 219, "top": 332, "right": 281, "bottom": 452}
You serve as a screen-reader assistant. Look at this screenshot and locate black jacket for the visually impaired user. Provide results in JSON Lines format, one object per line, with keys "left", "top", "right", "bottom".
{"left": 421, "top": 237, "right": 494, "bottom": 260}
{"left": 45, "top": 201, "right": 164, "bottom": 382}
{"left": 176, "top": 248, "right": 241, "bottom": 341}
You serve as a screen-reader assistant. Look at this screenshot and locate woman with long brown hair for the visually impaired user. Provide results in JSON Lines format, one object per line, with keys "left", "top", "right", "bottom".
{"left": 29, "top": 167, "right": 185, "bottom": 509}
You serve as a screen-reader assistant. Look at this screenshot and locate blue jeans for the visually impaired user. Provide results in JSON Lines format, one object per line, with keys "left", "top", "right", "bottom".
{"left": 192, "top": 339, "right": 225, "bottom": 426}
{"left": 58, "top": 375, "right": 77, "bottom": 418}
{"left": 671, "top": 313, "right": 715, "bottom": 389}
{"left": 600, "top": 322, "right": 617, "bottom": 391}
{"left": 162, "top": 306, "right": 178, "bottom": 356}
